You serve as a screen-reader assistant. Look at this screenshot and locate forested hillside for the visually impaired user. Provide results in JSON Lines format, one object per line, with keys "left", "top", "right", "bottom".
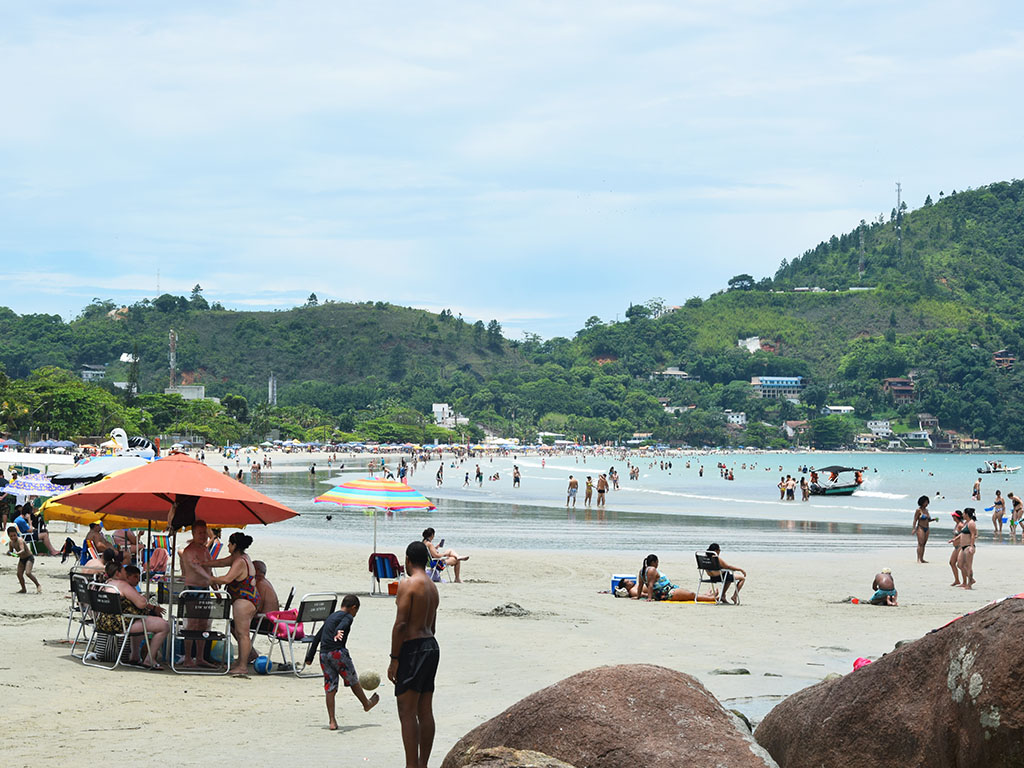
{"left": 3, "top": 180, "right": 1024, "bottom": 449}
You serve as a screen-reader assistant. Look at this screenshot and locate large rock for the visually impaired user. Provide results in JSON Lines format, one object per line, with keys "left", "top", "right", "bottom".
{"left": 442, "top": 664, "right": 778, "bottom": 768}
{"left": 460, "top": 747, "right": 577, "bottom": 767}
{"left": 755, "top": 599, "right": 1024, "bottom": 768}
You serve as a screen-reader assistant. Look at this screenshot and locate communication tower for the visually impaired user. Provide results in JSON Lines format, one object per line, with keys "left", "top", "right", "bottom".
{"left": 895, "top": 182, "right": 903, "bottom": 262}
{"left": 169, "top": 329, "right": 177, "bottom": 388}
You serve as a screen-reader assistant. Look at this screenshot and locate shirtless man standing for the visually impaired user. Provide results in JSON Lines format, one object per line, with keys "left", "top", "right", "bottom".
{"left": 180, "top": 520, "right": 215, "bottom": 668}
{"left": 388, "top": 541, "right": 440, "bottom": 768}
{"left": 596, "top": 474, "right": 609, "bottom": 507}
{"left": 566, "top": 476, "right": 578, "bottom": 507}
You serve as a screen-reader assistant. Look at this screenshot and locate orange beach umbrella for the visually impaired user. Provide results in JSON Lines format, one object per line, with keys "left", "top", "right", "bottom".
{"left": 51, "top": 453, "right": 298, "bottom": 527}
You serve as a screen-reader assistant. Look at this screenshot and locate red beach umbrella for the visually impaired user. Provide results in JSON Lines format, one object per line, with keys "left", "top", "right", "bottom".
{"left": 53, "top": 452, "right": 298, "bottom": 527}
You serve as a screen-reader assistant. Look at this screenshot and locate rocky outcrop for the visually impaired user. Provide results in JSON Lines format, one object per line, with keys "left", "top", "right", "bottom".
{"left": 442, "top": 664, "right": 778, "bottom": 768}
{"left": 755, "top": 598, "right": 1024, "bottom": 768}
{"left": 458, "top": 747, "right": 576, "bottom": 767}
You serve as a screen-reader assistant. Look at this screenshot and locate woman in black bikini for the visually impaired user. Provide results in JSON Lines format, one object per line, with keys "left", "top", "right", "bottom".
{"left": 956, "top": 508, "right": 978, "bottom": 590}
{"left": 948, "top": 510, "right": 965, "bottom": 586}
{"left": 912, "top": 495, "right": 932, "bottom": 564}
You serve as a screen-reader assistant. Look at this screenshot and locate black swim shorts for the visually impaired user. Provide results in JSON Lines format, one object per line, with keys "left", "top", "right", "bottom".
{"left": 394, "top": 636, "right": 440, "bottom": 696}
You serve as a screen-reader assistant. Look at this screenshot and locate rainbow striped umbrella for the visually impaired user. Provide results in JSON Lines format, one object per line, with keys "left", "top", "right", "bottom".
{"left": 314, "top": 477, "right": 436, "bottom": 552}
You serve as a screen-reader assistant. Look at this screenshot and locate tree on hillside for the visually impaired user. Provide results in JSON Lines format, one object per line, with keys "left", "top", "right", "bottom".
{"left": 728, "top": 274, "right": 755, "bottom": 291}
{"left": 809, "top": 416, "right": 854, "bottom": 449}
{"left": 222, "top": 393, "right": 249, "bottom": 422}
{"left": 190, "top": 284, "right": 209, "bottom": 311}
{"left": 306, "top": 293, "right": 318, "bottom": 306}
{"left": 625, "top": 303, "right": 651, "bottom": 322}
{"left": 486, "top": 319, "right": 503, "bottom": 351}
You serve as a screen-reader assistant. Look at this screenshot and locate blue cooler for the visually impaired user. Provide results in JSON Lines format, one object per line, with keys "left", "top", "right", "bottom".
{"left": 611, "top": 574, "right": 635, "bottom": 592}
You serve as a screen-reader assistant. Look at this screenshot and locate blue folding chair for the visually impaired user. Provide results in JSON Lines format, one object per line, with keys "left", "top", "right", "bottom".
{"left": 368, "top": 552, "right": 403, "bottom": 595}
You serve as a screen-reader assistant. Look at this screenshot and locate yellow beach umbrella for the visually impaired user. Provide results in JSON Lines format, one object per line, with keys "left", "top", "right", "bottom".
{"left": 40, "top": 500, "right": 163, "bottom": 531}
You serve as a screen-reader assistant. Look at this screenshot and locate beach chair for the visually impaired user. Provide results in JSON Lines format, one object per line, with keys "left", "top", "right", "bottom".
{"left": 68, "top": 573, "right": 95, "bottom": 658}
{"left": 170, "top": 588, "right": 233, "bottom": 675}
{"left": 208, "top": 538, "right": 223, "bottom": 560}
{"left": 427, "top": 556, "right": 453, "bottom": 583}
{"left": 369, "top": 552, "right": 403, "bottom": 595}
{"left": 269, "top": 592, "right": 337, "bottom": 677}
{"left": 250, "top": 587, "right": 296, "bottom": 669}
{"left": 694, "top": 551, "right": 730, "bottom": 604}
{"left": 81, "top": 587, "right": 153, "bottom": 670}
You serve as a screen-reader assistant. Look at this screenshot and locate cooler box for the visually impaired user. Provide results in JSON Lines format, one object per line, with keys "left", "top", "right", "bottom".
{"left": 611, "top": 574, "right": 635, "bottom": 592}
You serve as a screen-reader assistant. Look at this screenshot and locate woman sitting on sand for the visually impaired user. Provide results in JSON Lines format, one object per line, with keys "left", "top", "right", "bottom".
{"left": 422, "top": 527, "right": 468, "bottom": 583}
{"left": 638, "top": 554, "right": 715, "bottom": 603}
{"left": 210, "top": 532, "right": 259, "bottom": 674}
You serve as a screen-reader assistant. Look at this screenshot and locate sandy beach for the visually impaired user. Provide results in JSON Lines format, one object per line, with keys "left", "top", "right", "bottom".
{"left": 3, "top": 531, "right": 1017, "bottom": 767}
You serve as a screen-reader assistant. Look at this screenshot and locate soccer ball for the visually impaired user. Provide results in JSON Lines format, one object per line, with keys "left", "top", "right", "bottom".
{"left": 360, "top": 670, "right": 381, "bottom": 690}
{"left": 254, "top": 656, "right": 274, "bottom": 675}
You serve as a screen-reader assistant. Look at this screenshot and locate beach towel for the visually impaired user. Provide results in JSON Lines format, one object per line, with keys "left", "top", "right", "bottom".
{"left": 266, "top": 609, "right": 304, "bottom": 640}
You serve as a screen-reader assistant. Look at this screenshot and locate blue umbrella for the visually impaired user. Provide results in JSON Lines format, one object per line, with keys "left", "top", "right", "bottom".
{"left": 1, "top": 439, "right": 22, "bottom": 447}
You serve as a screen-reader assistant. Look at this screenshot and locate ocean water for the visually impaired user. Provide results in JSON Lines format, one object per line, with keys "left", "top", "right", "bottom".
{"left": 251, "top": 451, "right": 1019, "bottom": 555}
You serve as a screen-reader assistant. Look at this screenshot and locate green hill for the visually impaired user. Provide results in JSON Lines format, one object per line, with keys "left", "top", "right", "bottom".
{"left": 3, "top": 180, "right": 1024, "bottom": 449}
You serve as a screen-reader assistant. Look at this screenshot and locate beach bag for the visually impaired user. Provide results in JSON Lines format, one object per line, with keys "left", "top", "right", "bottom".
{"left": 266, "top": 609, "right": 304, "bottom": 640}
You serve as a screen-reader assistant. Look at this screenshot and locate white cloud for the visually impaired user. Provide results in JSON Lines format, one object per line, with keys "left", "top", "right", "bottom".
{"left": 2, "top": 2, "right": 1024, "bottom": 338}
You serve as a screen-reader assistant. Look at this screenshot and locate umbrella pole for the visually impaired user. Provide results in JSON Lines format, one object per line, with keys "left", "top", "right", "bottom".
{"left": 169, "top": 528, "right": 177, "bottom": 663}
{"left": 373, "top": 509, "right": 377, "bottom": 554}
{"left": 144, "top": 521, "right": 153, "bottom": 599}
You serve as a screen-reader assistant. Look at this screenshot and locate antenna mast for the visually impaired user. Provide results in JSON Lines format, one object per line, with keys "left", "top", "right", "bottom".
{"left": 858, "top": 222, "right": 866, "bottom": 277}
{"left": 169, "top": 329, "right": 177, "bottom": 388}
{"left": 895, "top": 181, "right": 903, "bottom": 262}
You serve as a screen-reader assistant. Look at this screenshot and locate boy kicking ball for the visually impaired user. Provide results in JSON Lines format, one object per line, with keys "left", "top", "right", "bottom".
{"left": 320, "top": 594, "right": 379, "bottom": 730}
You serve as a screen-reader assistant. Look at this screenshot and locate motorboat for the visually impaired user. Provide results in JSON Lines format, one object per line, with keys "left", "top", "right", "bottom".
{"left": 809, "top": 465, "right": 865, "bottom": 496}
{"left": 976, "top": 460, "right": 1021, "bottom": 474}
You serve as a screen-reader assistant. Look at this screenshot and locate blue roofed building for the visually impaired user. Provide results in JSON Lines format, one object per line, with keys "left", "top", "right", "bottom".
{"left": 750, "top": 376, "right": 804, "bottom": 402}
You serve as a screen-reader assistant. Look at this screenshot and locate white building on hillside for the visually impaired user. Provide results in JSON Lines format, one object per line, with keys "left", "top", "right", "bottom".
{"left": 867, "top": 420, "right": 892, "bottom": 436}
{"left": 724, "top": 410, "right": 747, "bottom": 426}
{"left": 821, "top": 405, "right": 855, "bottom": 416}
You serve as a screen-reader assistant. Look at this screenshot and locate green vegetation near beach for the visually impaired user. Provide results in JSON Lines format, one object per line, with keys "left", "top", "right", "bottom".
{"left": 4, "top": 180, "right": 1024, "bottom": 448}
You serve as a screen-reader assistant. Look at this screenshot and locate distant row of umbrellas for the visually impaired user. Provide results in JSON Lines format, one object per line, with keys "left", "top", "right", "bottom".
{"left": 1, "top": 439, "right": 78, "bottom": 448}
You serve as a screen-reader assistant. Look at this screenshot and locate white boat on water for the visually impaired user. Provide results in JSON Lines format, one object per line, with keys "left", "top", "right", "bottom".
{"left": 976, "top": 460, "right": 1021, "bottom": 474}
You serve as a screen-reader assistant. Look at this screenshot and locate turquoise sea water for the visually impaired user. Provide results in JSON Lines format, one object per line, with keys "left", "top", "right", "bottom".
{"left": 253, "top": 451, "right": 1019, "bottom": 554}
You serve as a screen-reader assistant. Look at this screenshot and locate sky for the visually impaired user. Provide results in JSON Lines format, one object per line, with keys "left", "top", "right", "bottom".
{"left": 3, "top": 1, "right": 1024, "bottom": 339}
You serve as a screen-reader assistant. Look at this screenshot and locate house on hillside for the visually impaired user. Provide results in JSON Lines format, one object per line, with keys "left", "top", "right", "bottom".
{"left": 80, "top": 364, "right": 106, "bottom": 382}
{"left": 821, "top": 405, "right": 855, "bottom": 416}
{"left": 994, "top": 349, "right": 1016, "bottom": 369}
{"left": 867, "top": 420, "right": 892, "bottom": 436}
{"left": 165, "top": 385, "right": 220, "bottom": 404}
{"left": 738, "top": 337, "right": 761, "bottom": 354}
{"left": 905, "top": 430, "right": 933, "bottom": 446}
{"left": 918, "top": 413, "right": 939, "bottom": 431}
{"left": 751, "top": 376, "right": 804, "bottom": 402}
{"left": 649, "top": 366, "right": 698, "bottom": 380}
{"left": 882, "top": 377, "right": 915, "bottom": 405}
{"left": 784, "top": 420, "right": 809, "bottom": 440}
{"left": 723, "top": 410, "right": 747, "bottom": 426}
{"left": 855, "top": 433, "right": 876, "bottom": 448}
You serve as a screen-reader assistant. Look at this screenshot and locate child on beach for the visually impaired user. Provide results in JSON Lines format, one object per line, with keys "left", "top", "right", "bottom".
{"left": 319, "top": 594, "right": 379, "bottom": 730}
{"left": 7, "top": 525, "right": 41, "bottom": 593}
